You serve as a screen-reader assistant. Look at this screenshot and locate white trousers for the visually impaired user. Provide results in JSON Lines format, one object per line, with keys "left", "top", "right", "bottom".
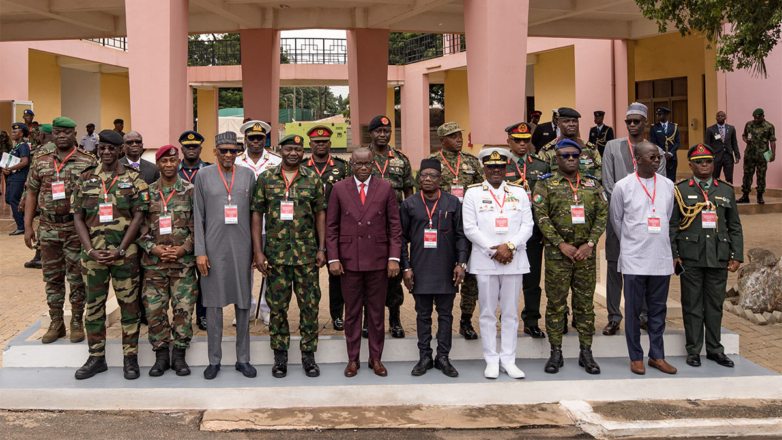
{"left": 477, "top": 274, "right": 524, "bottom": 364}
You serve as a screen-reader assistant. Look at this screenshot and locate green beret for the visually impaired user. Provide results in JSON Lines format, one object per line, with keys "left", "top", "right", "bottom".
{"left": 52, "top": 117, "right": 77, "bottom": 128}
{"left": 40, "top": 124, "right": 53, "bottom": 133}
{"left": 279, "top": 134, "right": 303, "bottom": 147}
{"left": 753, "top": 108, "right": 764, "bottom": 117}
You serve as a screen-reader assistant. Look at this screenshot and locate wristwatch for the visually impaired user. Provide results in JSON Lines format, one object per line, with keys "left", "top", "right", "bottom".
{"left": 317, "top": 247, "right": 327, "bottom": 253}
{"left": 458, "top": 262, "right": 467, "bottom": 269}
{"left": 117, "top": 248, "right": 126, "bottom": 257}
{"left": 505, "top": 242, "right": 516, "bottom": 252}
{"left": 587, "top": 241, "right": 595, "bottom": 248}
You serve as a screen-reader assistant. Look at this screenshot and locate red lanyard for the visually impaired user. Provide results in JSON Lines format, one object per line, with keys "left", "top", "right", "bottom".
{"left": 374, "top": 150, "right": 393, "bottom": 179}
{"left": 440, "top": 150, "right": 461, "bottom": 182}
{"left": 53, "top": 147, "right": 77, "bottom": 180}
{"left": 282, "top": 169, "right": 299, "bottom": 199}
{"left": 696, "top": 180, "right": 711, "bottom": 209}
{"left": 627, "top": 139, "right": 647, "bottom": 170}
{"left": 635, "top": 172, "right": 657, "bottom": 213}
{"left": 421, "top": 190, "right": 441, "bottom": 228}
{"left": 101, "top": 174, "right": 120, "bottom": 202}
{"left": 182, "top": 168, "right": 197, "bottom": 183}
{"left": 489, "top": 187, "right": 507, "bottom": 212}
{"left": 220, "top": 166, "right": 236, "bottom": 204}
{"left": 565, "top": 174, "right": 580, "bottom": 203}
{"left": 309, "top": 155, "right": 333, "bottom": 177}
{"left": 159, "top": 188, "right": 176, "bottom": 214}
{"left": 511, "top": 157, "right": 527, "bottom": 183}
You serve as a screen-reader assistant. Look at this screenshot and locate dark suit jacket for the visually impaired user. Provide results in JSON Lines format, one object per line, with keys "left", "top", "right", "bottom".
{"left": 704, "top": 123, "right": 740, "bottom": 163}
{"left": 531, "top": 121, "right": 558, "bottom": 152}
{"left": 649, "top": 122, "right": 681, "bottom": 162}
{"left": 326, "top": 177, "right": 402, "bottom": 272}
{"left": 588, "top": 125, "right": 615, "bottom": 155}
{"left": 121, "top": 157, "right": 159, "bottom": 185}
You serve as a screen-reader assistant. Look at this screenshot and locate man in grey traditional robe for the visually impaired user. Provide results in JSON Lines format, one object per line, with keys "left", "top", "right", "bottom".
{"left": 195, "top": 131, "right": 257, "bottom": 379}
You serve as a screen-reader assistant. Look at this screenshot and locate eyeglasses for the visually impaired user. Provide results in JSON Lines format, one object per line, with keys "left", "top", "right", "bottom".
{"left": 352, "top": 162, "right": 372, "bottom": 169}
{"left": 556, "top": 153, "right": 580, "bottom": 160}
{"left": 692, "top": 158, "right": 713, "bottom": 165}
{"left": 125, "top": 140, "right": 142, "bottom": 145}
{"left": 97, "top": 145, "right": 117, "bottom": 152}
{"left": 247, "top": 135, "right": 266, "bottom": 142}
{"left": 419, "top": 173, "right": 441, "bottom": 180}
{"left": 624, "top": 119, "right": 644, "bottom": 126}
{"left": 218, "top": 148, "right": 238, "bottom": 155}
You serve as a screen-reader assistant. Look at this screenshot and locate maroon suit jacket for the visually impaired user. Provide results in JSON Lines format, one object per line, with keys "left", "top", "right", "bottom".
{"left": 326, "top": 177, "right": 402, "bottom": 272}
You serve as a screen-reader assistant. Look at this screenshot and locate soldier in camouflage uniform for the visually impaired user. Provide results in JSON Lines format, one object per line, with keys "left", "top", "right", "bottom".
{"left": 426, "top": 121, "right": 482, "bottom": 340}
{"left": 137, "top": 145, "right": 196, "bottom": 377}
{"left": 738, "top": 108, "right": 776, "bottom": 204}
{"left": 22, "top": 109, "right": 41, "bottom": 151}
{"left": 532, "top": 138, "right": 608, "bottom": 375}
{"left": 537, "top": 107, "right": 603, "bottom": 182}
{"left": 24, "top": 117, "right": 96, "bottom": 344}
{"left": 21, "top": 123, "right": 56, "bottom": 270}
{"left": 252, "top": 134, "right": 328, "bottom": 378}
{"left": 368, "top": 115, "right": 413, "bottom": 338}
{"left": 71, "top": 129, "right": 149, "bottom": 381}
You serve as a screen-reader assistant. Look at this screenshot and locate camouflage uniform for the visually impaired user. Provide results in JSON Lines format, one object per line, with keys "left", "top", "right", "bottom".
{"left": 137, "top": 176, "right": 196, "bottom": 350}
{"left": 27, "top": 145, "right": 96, "bottom": 312}
{"left": 22, "top": 143, "right": 57, "bottom": 264}
{"left": 538, "top": 137, "right": 603, "bottom": 182}
{"left": 251, "top": 165, "right": 327, "bottom": 352}
{"left": 71, "top": 162, "right": 150, "bottom": 356}
{"left": 426, "top": 148, "right": 483, "bottom": 317}
{"left": 741, "top": 120, "right": 776, "bottom": 195}
{"left": 24, "top": 128, "right": 41, "bottom": 151}
{"left": 532, "top": 171, "right": 608, "bottom": 346}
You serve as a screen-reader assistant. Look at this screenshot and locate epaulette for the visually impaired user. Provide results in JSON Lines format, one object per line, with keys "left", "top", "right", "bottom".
{"left": 538, "top": 173, "right": 552, "bottom": 180}
{"left": 393, "top": 148, "right": 410, "bottom": 159}
{"left": 675, "top": 178, "right": 688, "bottom": 185}
{"left": 80, "top": 165, "right": 98, "bottom": 179}
{"left": 507, "top": 182, "right": 524, "bottom": 188}
{"left": 586, "top": 141, "right": 597, "bottom": 149}
{"left": 332, "top": 156, "right": 347, "bottom": 163}
{"left": 585, "top": 174, "right": 599, "bottom": 181}
{"left": 77, "top": 147, "right": 97, "bottom": 159}
{"left": 266, "top": 150, "right": 281, "bottom": 158}
{"left": 717, "top": 179, "right": 733, "bottom": 187}
{"left": 467, "top": 183, "right": 483, "bottom": 188}
{"left": 462, "top": 151, "right": 479, "bottom": 159}
{"left": 530, "top": 153, "right": 545, "bottom": 162}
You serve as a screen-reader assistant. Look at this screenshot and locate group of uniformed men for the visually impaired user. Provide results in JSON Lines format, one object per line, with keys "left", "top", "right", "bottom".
{"left": 9, "top": 100, "right": 755, "bottom": 380}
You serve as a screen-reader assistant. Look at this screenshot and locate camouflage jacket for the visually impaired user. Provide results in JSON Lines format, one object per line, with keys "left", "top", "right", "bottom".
{"left": 743, "top": 120, "right": 776, "bottom": 156}
{"left": 538, "top": 137, "right": 603, "bottom": 182}
{"left": 27, "top": 145, "right": 97, "bottom": 219}
{"left": 251, "top": 165, "right": 327, "bottom": 266}
{"left": 371, "top": 146, "right": 414, "bottom": 205}
{"left": 24, "top": 129, "right": 41, "bottom": 149}
{"left": 137, "top": 176, "right": 196, "bottom": 269}
{"left": 426, "top": 149, "right": 483, "bottom": 193}
{"left": 504, "top": 153, "right": 550, "bottom": 195}
{"left": 71, "top": 162, "right": 150, "bottom": 257}
{"left": 303, "top": 154, "right": 350, "bottom": 205}
{"left": 532, "top": 171, "right": 608, "bottom": 260}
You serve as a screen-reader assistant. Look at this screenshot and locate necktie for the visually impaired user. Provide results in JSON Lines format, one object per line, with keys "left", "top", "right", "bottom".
{"left": 360, "top": 183, "right": 366, "bottom": 205}
{"left": 720, "top": 125, "right": 724, "bottom": 139}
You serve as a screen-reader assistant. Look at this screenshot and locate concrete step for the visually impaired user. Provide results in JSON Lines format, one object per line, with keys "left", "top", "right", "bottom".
{"left": 0, "top": 356, "right": 778, "bottom": 410}
{"left": 735, "top": 187, "right": 782, "bottom": 198}
{"left": 40, "top": 292, "right": 121, "bottom": 329}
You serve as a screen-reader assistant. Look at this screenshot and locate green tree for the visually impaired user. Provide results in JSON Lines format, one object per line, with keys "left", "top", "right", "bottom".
{"left": 634, "top": 0, "right": 782, "bottom": 76}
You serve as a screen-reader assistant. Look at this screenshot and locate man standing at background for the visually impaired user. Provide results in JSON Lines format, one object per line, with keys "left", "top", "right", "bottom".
{"left": 589, "top": 111, "right": 615, "bottom": 157}
{"left": 649, "top": 107, "right": 680, "bottom": 181}
{"left": 738, "top": 108, "right": 776, "bottom": 205}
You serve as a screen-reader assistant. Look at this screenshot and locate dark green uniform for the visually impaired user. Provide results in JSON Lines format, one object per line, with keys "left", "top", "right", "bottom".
{"left": 505, "top": 153, "right": 551, "bottom": 327}
{"left": 532, "top": 171, "right": 608, "bottom": 346}
{"left": 252, "top": 165, "right": 327, "bottom": 352}
{"left": 741, "top": 120, "right": 775, "bottom": 195}
{"left": 671, "top": 176, "right": 743, "bottom": 355}
{"left": 71, "top": 162, "right": 149, "bottom": 357}
{"left": 538, "top": 137, "right": 603, "bottom": 182}
{"left": 137, "top": 176, "right": 197, "bottom": 351}
{"left": 426, "top": 148, "right": 483, "bottom": 317}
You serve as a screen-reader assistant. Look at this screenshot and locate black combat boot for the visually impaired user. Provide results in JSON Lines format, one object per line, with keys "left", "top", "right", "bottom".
{"left": 736, "top": 192, "right": 750, "bottom": 203}
{"left": 24, "top": 249, "right": 42, "bottom": 269}
{"left": 74, "top": 356, "right": 108, "bottom": 380}
{"left": 578, "top": 345, "right": 601, "bottom": 374}
{"left": 544, "top": 344, "right": 564, "bottom": 374}
{"left": 171, "top": 348, "right": 191, "bottom": 376}
{"left": 302, "top": 351, "right": 320, "bottom": 377}
{"left": 758, "top": 194, "right": 765, "bottom": 205}
{"left": 459, "top": 314, "right": 478, "bottom": 340}
{"left": 272, "top": 349, "right": 288, "bottom": 378}
{"left": 389, "top": 306, "right": 405, "bottom": 338}
{"left": 124, "top": 355, "right": 140, "bottom": 380}
{"left": 149, "top": 348, "right": 170, "bottom": 377}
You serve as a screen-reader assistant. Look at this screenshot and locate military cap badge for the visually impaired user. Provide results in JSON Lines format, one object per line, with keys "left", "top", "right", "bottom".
{"left": 381, "top": 117, "right": 389, "bottom": 125}
{"left": 294, "top": 135, "right": 301, "bottom": 144}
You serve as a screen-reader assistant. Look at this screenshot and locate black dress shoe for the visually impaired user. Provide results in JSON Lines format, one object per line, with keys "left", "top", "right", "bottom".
{"left": 459, "top": 319, "right": 478, "bottom": 340}
{"left": 707, "top": 352, "right": 734, "bottom": 367}
{"left": 639, "top": 321, "right": 648, "bottom": 331}
{"left": 204, "top": 364, "right": 221, "bottom": 380}
{"left": 758, "top": 194, "right": 765, "bottom": 205}
{"left": 411, "top": 356, "right": 433, "bottom": 376}
{"left": 235, "top": 362, "right": 257, "bottom": 378}
{"left": 333, "top": 317, "right": 344, "bottom": 331}
{"left": 272, "top": 349, "right": 288, "bottom": 378}
{"left": 75, "top": 356, "right": 108, "bottom": 380}
{"left": 545, "top": 345, "right": 564, "bottom": 374}
{"left": 196, "top": 316, "right": 207, "bottom": 331}
{"left": 123, "top": 355, "right": 140, "bottom": 380}
{"left": 9, "top": 229, "right": 24, "bottom": 236}
{"left": 389, "top": 307, "right": 405, "bottom": 338}
{"left": 302, "top": 351, "right": 320, "bottom": 377}
{"left": 435, "top": 355, "right": 459, "bottom": 378}
{"left": 523, "top": 325, "right": 545, "bottom": 339}
{"left": 686, "top": 354, "right": 701, "bottom": 367}
{"left": 602, "top": 321, "right": 620, "bottom": 336}
{"left": 737, "top": 193, "right": 750, "bottom": 204}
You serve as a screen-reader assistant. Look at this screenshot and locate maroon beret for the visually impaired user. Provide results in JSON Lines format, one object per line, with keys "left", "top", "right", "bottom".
{"left": 156, "top": 144, "right": 179, "bottom": 161}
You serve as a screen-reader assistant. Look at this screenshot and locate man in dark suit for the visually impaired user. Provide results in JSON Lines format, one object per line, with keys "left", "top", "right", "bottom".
{"left": 588, "top": 110, "right": 615, "bottom": 157}
{"left": 531, "top": 109, "right": 559, "bottom": 152}
{"left": 704, "top": 111, "right": 740, "bottom": 183}
{"left": 326, "top": 147, "right": 402, "bottom": 378}
{"left": 649, "top": 107, "right": 681, "bottom": 181}
{"left": 121, "top": 131, "right": 160, "bottom": 185}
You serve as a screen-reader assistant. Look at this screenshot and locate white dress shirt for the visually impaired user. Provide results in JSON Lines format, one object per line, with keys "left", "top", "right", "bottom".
{"left": 235, "top": 150, "right": 281, "bottom": 178}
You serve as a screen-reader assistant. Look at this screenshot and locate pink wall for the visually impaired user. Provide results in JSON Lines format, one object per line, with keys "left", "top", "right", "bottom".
{"left": 0, "top": 43, "right": 29, "bottom": 101}
{"left": 240, "top": 29, "right": 281, "bottom": 143}
{"left": 400, "top": 69, "right": 430, "bottom": 168}
{"left": 347, "top": 28, "right": 390, "bottom": 146}
{"left": 575, "top": 40, "right": 615, "bottom": 136}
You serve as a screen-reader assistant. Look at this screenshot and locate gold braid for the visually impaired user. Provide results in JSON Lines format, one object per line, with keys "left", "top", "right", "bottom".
{"left": 674, "top": 185, "right": 718, "bottom": 231}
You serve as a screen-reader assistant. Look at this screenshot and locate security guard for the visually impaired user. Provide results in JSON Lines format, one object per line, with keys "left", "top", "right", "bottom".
{"left": 588, "top": 111, "right": 615, "bottom": 157}
{"left": 649, "top": 107, "right": 681, "bottom": 181}
{"left": 302, "top": 125, "right": 350, "bottom": 331}
{"left": 252, "top": 134, "right": 327, "bottom": 378}
{"left": 537, "top": 108, "right": 603, "bottom": 182}
{"left": 504, "top": 122, "right": 550, "bottom": 338}
{"left": 528, "top": 110, "right": 543, "bottom": 134}
{"left": 426, "top": 121, "right": 482, "bottom": 339}
{"left": 738, "top": 108, "right": 776, "bottom": 204}
{"left": 533, "top": 138, "right": 608, "bottom": 375}
{"left": 22, "top": 109, "right": 41, "bottom": 150}
{"left": 137, "top": 145, "right": 197, "bottom": 377}
{"left": 368, "top": 115, "right": 414, "bottom": 338}
{"left": 24, "top": 117, "right": 97, "bottom": 344}
{"left": 671, "top": 144, "right": 743, "bottom": 368}
{"left": 71, "top": 129, "right": 149, "bottom": 380}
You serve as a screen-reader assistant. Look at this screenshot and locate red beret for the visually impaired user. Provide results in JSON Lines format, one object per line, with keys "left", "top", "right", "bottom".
{"left": 156, "top": 145, "right": 179, "bottom": 161}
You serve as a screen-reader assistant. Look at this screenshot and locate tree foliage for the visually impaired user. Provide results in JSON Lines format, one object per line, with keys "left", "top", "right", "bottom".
{"left": 634, "top": 0, "right": 782, "bottom": 76}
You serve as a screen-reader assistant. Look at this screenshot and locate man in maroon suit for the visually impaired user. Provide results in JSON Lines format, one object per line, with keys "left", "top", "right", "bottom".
{"left": 327, "top": 147, "right": 402, "bottom": 377}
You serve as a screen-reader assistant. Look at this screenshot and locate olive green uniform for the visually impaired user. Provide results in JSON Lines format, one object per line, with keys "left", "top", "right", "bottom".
{"left": 538, "top": 137, "right": 603, "bottom": 182}
{"left": 741, "top": 120, "right": 776, "bottom": 195}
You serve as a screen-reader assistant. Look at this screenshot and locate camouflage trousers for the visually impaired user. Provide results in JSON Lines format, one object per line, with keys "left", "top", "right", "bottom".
{"left": 142, "top": 265, "right": 197, "bottom": 350}
{"left": 458, "top": 272, "right": 478, "bottom": 317}
{"left": 741, "top": 153, "right": 768, "bottom": 194}
{"left": 39, "top": 221, "right": 85, "bottom": 311}
{"left": 267, "top": 263, "right": 321, "bottom": 352}
{"left": 82, "top": 249, "right": 140, "bottom": 357}
{"left": 386, "top": 272, "right": 404, "bottom": 309}
{"left": 545, "top": 256, "right": 597, "bottom": 346}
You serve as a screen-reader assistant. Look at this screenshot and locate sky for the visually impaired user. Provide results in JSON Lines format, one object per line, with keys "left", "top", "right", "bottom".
{"left": 280, "top": 29, "right": 349, "bottom": 99}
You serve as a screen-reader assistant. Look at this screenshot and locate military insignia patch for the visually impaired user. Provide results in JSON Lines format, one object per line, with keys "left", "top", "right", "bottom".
{"left": 294, "top": 135, "right": 301, "bottom": 144}
{"left": 70, "top": 194, "right": 75, "bottom": 204}
{"left": 381, "top": 117, "right": 390, "bottom": 125}
{"left": 141, "top": 192, "right": 149, "bottom": 202}
{"left": 600, "top": 191, "right": 608, "bottom": 203}
{"left": 595, "top": 155, "right": 602, "bottom": 166}
{"left": 188, "top": 133, "right": 195, "bottom": 140}
{"left": 118, "top": 182, "right": 132, "bottom": 188}
{"left": 519, "top": 124, "right": 528, "bottom": 133}
{"left": 317, "top": 129, "right": 324, "bottom": 136}
{"left": 583, "top": 180, "right": 596, "bottom": 187}
{"left": 533, "top": 194, "right": 542, "bottom": 203}
{"left": 332, "top": 168, "right": 340, "bottom": 174}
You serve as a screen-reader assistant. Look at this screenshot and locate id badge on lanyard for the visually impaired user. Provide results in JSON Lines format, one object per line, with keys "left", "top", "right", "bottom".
{"left": 571, "top": 205, "right": 586, "bottom": 224}
{"left": 159, "top": 216, "right": 172, "bottom": 235}
{"left": 225, "top": 204, "right": 238, "bottom": 224}
{"left": 451, "top": 186, "right": 464, "bottom": 201}
{"left": 99, "top": 203, "right": 113, "bottom": 223}
{"left": 702, "top": 210, "right": 716, "bottom": 229}
{"left": 648, "top": 214, "right": 661, "bottom": 234}
{"left": 424, "top": 228, "right": 438, "bottom": 248}
{"left": 51, "top": 181, "right": 66, "bottom": 200}
{"left": 495, "top": 217, "right": 509, "bottom": 234}
{"left": 281, "top": 201, "right": 294, "bottom": 221}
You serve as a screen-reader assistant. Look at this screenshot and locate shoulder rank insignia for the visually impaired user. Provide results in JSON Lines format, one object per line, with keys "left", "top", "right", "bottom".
{"left": 467, "top": 183, "right": 482, "bottom": 189}
{"left": 585, "top": 174, "right": 599, "bottom": 181}
{"left": 717, "top": 179, "right": 733, "bottom": 187}
{"left": 538, "top": 173, "right": 552, "bottom": 180}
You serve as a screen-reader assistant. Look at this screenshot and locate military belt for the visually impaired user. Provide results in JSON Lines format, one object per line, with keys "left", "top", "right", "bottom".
{"left": 42, "top": 213, "right": 74, "bottom": 223}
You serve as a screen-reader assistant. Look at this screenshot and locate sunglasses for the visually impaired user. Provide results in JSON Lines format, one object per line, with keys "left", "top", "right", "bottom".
{"left": 419, "top": 173, "right": 441, "bottom": 180}
{"left": 624, "top": 119, "right": 644, "bottom": 126}
{"left": 98, "top": 145, "right": 117, "bottom": 152}
{"left": 218, "top": 148, "right": 238, "bottom": 155}
{"left": 247, "top": 135, "right": 266, "bottom": 142}
{"left": 509, "top": 137, "right": 527, "bottom": 144}
{"left": 352, "top": 162, "right": 372, "bottom": 169}
{"left": 692, "top": 158, "right": 714, "bottom": 165}
{"left": 485, "top": 164, "right": 507, "bottom": 171}
{"left": 556, "top": 153, "right": 580, "bottom": 160}
{"left": 125, "top": 140, "right": 142, "bottom": 145}
{"left": 181, "top": 144, "right": 200, "bottom": 149}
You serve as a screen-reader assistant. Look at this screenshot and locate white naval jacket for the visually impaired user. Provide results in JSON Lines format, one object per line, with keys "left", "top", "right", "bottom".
{"left": 463, "top": 180, "right": 534, "bottom": 275}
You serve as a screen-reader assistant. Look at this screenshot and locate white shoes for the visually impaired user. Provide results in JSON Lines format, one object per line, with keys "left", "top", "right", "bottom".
{"left": 500, "top": 363, "right": 525, "bottom": 379}
{"left": 484, "top": 362, "right": 500, "bottom": 379}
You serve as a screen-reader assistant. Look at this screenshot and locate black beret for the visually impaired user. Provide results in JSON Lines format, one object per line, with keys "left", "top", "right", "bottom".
{"left": 557, "top": 107, "right": 581, "bottom": 119}
{"left": 368, "top": 115, "right": 392, "bottom": 132}
{"left": 98, "top": 129, "right": 124, "bottom": 145}
{"left": 594, "top": 111, "right": 605, "bottom": 117}
{"left": 420, "top": 158, "right": 441, "bottom": 172}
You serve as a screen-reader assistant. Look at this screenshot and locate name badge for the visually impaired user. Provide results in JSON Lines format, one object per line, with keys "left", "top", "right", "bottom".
{"left": 51, "top": 181, "right": 66, "bottom": 200}
{"left": 495, "top": 217, "right": 509, "bottom": 234}
{"left": 159, "top": 216, "right": 172, "bottom": 235}
{"left": 281, "top": 201, "right": 294, "bottom": 221}
{"left": 99, "top": 203, "right": 113, "bottom": 223}
{"left": 714, "top": 134, "right": 722, "bottom": 140}
{"left": 451, "top": 186, "right": 464, "bottom": 201}
{"left": 225, "top": 204, "right": 238, "bottom": 225}
{"left": 571, "top": 205, "right": 585, "bottom": 224}
{"left": 648, "top": 216, "right": 661, "bottom": 234}
{"left": 423, "top": 228, "right": 438, "bottom": 248}
{"left": 702, "top": 210, "right": 716, "bottom": 229}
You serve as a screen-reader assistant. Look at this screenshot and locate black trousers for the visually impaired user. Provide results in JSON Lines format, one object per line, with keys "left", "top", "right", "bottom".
{"left": 5, "top": 179, "right": 25, "bottom": 230}
{"left": 712, "top": 155, "right": 735, "bottom": 184}
{"left": 413, "top": 293, "right": 455, "bottom": 359}
{"left": 195, "top": 268, "right": 205, "bottom": 319}
{"left": 329, "top": 271, "right": 344, "bottom": 320}
{"left": 623, "top": 274, "right": 670, "bottom": 361}
{"left": 521, "top": 227, "right": 544, "bottom": 326}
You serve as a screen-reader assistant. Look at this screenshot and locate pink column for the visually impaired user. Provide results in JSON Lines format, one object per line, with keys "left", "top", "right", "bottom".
{"left": 463, "top": 0, "right": 529, "bottom": 146}
{"left": 612, "top": 40, "right": 629, "bottom": 138}
{"left": 347, "top": 29, "right": 389, "bottom": 148}
{"left": 575, "top": 40, "right": 614, "bottom": 135}
{"left": 0, "top": 42, "right": 29, "bottom": 101}
{"left": 240, "top": 29, "right": 281, "bottom": 144}
{"left": 401, "top": 71, "right": 430, "bottom": 168}
{"left": 125, "top": 0, "right": 189, "bottom": 152}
